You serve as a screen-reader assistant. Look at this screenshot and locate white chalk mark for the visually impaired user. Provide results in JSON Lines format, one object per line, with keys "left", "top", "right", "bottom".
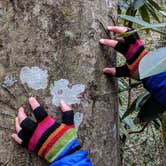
{"left": 50, "top": 79, "right": 85, "bottom": 106}
{"left": 20, "top": 66, "right": 48, "bottom": 90}
{"left": 74, "top": 112, "right": 84, "bottom": 132}
{"left": 3, "top": 75, "right": 17, "bottom": 87}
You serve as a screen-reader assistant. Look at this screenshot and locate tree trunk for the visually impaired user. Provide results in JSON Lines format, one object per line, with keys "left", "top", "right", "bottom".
{"left": 0, "top": 0, "right": 119, "bottom": 166}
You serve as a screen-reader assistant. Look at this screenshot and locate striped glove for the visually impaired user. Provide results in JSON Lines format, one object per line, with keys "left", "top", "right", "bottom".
{"left": 100, "top": 26, "right": 149, "bottom": 79}
{"left": 12, "top": 97, "right": 92, "bottom": 165}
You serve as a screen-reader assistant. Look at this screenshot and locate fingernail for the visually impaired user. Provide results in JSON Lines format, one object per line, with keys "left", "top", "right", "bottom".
{"left": 18, "top": 107, "right": 24, "bottom": 112}
{"left": 102, "top": 69, "right": 106, "bottom": 72}
{"left": 29, "top": 97, "right": 35, "bottom": 101}
{"left": 107, "top": 26, "right": 113, "bottom": 30}
{"left": 100, "top": 39, "right": 105, "bottom": 43}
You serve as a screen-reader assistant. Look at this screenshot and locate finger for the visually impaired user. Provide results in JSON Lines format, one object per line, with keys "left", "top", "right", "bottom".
{"left": 29, "top": 97, "right": 40, "bottom": 110}
{"left": 107, "top": 26, "right": 128, "bottom": 34}
{"left": 29, "top": 97, "right": 48, "bottom": 122}
{"left": 116, "top": 37, "right": 124, "bottom": 42}
{"left": 103, "top": 68, "right": 116, "bottom": 76}
{"left": 100, "top": 39, "right": 118, "bottom": 48}
{"left": 11, "top": 133, "right": 22, "bottom": 144}
{"left": 15, "top": 117, "right": 22, "bottom": 133}
{"left": 17, "top": 107, "right": 27, "bottom": 123}
{"left": 60, "top": 100, "right": 72, "bottom": 112}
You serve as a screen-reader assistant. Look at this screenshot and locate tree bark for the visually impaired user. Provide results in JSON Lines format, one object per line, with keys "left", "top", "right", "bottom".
{"left": 0, "top": 0, "right": 119, "bottom": 166}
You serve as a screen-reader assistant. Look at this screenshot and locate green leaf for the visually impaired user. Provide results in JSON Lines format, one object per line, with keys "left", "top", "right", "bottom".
{"left": 119, "top": 15, "right": 166, "bottom": 28}
{"left": 119, "top": 109, "right": 136, "bottom": 128}
{"left": 118, "top": 5, "right": 122, "bottom": 14}
{"left": 159, "top": 11, "right": 166, "bottom": 17}
{"left": 139, "top": 5, "right": 150, "bottom": 23}
{"left": 152, "top": 119, "right": 161, "bottom": 129}
{"left": 123, "top": 117, "right": 136, "bottom": 128}
{"left": 119, "top": 14, "right": 151, "bottom": 27}
{"left": 147, "top": 0, "right": 161, "bottom": 10}
{"left": 139, "top": 47, "right": 166, "bottom": 79}
{"left": 151, "top": 23, "right": 166, "bottom": 28}
{"left": 148, "top": 7, "right": 161, "bottom": 22}
{"left": 135, "top": 91, "right": 150, "bottom": 111}
{"left": 122, "top": 99, "right": 137, "bottom": 120}
{"left": 118, "top": 15, "right": 166, "bottom": 35}
{"left": 119, "top": 97, "right": 123, "bottom": 106}
{"left": 133, "top": 0, "right": 145, "bottom": 10}
{"left": 118, "top": 80, "right": 127, "bottom": 92}
{"left": 119, "top": 122, "right": 128, "bottom": 136}
{"left": 144, "top": 2, "right": 161, "bottom": 22}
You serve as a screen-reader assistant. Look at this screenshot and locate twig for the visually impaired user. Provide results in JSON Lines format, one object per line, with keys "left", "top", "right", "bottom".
{"left": 124, "top": 139, "right": 147, "bottom": 150}
{"left": 119, "top": 82, "right": 142, "bottom": 93}
{"left": 95, "top": 19, "right": 111, "bottom": 38}
{"left": 129, "top": 122, "right": 148, "bottom": 134}
{"left": 1, "top": 85, "right": 17, "bottom": 99}
{"left": 127, "top": 78, "right": 132, "bottom": 108}
{"left": 108, "top": 14, "right": 116, "bottom": 26}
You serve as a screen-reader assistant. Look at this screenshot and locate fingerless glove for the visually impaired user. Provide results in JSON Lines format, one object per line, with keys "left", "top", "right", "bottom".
{"left": 114, "top": 29, "right": 149, "bottom": 79}
{"left": 17, "top": 106, "right": 92, "bottom": 165}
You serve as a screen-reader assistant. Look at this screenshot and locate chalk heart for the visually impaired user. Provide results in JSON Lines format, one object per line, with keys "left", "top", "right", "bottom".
{"left": 50, "top": 79, "right": 86, "bottom": 107}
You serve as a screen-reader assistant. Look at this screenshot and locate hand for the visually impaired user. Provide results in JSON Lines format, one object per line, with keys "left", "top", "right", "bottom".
{"left": 12, "top": 97, "right": 80, "bottom": 163}
{"left": 100, "top": 26, "right": 149, "bottom": 79}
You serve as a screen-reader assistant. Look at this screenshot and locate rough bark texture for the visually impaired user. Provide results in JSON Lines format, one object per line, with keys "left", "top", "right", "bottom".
{"left": 0, "top": 0, "right": 118, "bottom": 166}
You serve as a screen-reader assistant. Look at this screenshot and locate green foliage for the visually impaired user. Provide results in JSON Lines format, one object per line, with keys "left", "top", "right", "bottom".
{"left": 118, "top": 15, "right": 166, "bottom": 35}
{"left": 139, "top": 5, "right": 150, "bottom": 23}
{"left": 118, "top": 0, "right": 166, "bottom": 34}
{"left": 122, "top": 91, "right": 150, "bottom": 120}
{"left": 159, "top": 11, "right": 166, "bottom": 17}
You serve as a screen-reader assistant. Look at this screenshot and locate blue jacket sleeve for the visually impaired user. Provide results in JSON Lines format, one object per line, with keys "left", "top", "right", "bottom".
{"left": 142, "top": 71, "right": 166, "bottom": 107}
{"left": 50, "top": 150, "right": 93, "bottom": 166}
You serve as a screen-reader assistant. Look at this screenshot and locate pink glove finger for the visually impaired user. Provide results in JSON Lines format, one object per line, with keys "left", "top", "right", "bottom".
{"left": 60, "top": 100, "right": 72, "bottom": 112}
{"left": 17, "top": 107, "right": 27, "bottom": 123}
{"left": 11, "top": 133, "right": 22, "bottom": 144}
{"left": 100, "top": 39, "right": 118, "bottom": 48}
{"left": 15, "top": 117, "right": 22, "bottom": 133}
{"left": 103, "top": 68, "right": 116, "bottom": 76}
{"left": 107, "top": 26, "right": 128, "bottom": 34}
{"left": 29, "top": 97, "right": 40, "bottom": 111}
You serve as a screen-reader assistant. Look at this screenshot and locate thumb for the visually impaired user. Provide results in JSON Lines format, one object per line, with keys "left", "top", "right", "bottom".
{"left": 60, "top": 100, "right": 72, "bottom": 112}
{"left": 103, "top": 67, "right": 116, "bottom": 76}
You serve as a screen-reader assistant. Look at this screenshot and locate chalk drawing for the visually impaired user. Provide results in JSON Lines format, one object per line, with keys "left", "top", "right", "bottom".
{"left": 50, "top": 79, "right": 85, "bottom": 106}
{"left": 20, "top": 66, "right": 48, "bottom": 90}
{"left": 3, "top": 75, "right": 17, "bottom": 87}
{"left": 74, "top": 112, "right": 84, "bottom": 131}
